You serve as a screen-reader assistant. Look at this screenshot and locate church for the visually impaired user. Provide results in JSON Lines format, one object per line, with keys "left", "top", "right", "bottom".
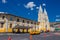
{"left": 38, "top": 5, "right": 50, "bottom": 32}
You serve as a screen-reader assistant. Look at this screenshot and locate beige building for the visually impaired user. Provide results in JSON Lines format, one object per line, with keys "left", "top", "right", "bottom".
{"left": 0, "top": 12, "right": 37, "bottom": 33}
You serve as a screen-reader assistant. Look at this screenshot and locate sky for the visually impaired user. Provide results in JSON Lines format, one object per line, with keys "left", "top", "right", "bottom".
{"left": 0, "top": 0, "right": 60, "bottom": 22}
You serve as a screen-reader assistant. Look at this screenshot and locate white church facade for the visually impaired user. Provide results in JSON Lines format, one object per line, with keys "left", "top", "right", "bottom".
{"left": 37, "top": 5, "right": 50, "bottom": 32}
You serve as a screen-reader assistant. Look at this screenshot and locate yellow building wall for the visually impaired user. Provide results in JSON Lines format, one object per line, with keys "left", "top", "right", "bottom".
{"left": 7, "top": 22, "right": 13, "bottom": 32}
{"left": 0, "top": 14, "right": 37, "bottom": 33}
{"left": 0, "top": 23, "right": 6, "bottom": 32}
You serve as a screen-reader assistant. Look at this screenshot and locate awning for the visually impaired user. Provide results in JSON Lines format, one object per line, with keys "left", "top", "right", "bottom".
{"left": 13, "top": 24, "right": 32, "bottom": 29}
{"left": 0, "top": 21, "right": 4, "bottom": 23}
{"left": 55, "top": 28, "right": 60, "bottom": 30}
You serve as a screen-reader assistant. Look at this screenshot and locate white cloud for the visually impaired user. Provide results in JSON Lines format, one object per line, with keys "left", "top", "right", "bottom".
{"left": 56, "top": 19, "right": 60, "bottom": 21}
{"left": 36, "top": 7, "right": 39, "bottom": 9}
{"left": 17, "top": 4, "right": 20, "bottom": 6}
{"left": 43, "top": 3, "right": 46, "bottom": 6}
{"left": 0, "top": 12, "right": 7, "bottom": 14}
{"left": 24, "top": 2, "right": 36, "bottom": 10}
{"left": 31, "top": 8, "right": 34, "bottom": 10}
{"left": 56, "top": 15, "right": 60, "bottom": 17}
{"left": 2, "top": 0, "right": 7, "bottom": 3}
{"left": 28, "top": 13, "right": 30, "bottom": 15}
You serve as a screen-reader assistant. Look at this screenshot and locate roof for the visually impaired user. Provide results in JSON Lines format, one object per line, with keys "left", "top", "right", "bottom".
{"left": 13, "top": 24, "right": 32, "bottom": 29}
{"left": 50, "top": 22, "right": 60, "bottom": 25}
{"left": 54, "top": 22, "right": 60, "bottom": 25}
{"left": 0, "top": 12, "right": 37, "bottom": 22}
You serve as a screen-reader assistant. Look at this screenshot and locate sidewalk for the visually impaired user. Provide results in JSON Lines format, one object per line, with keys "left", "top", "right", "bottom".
{"left": 0, "top": 33, "right": 22, "bottom": 35}
{"left": 53, "top": 32, "right": 60, "bottom": 35}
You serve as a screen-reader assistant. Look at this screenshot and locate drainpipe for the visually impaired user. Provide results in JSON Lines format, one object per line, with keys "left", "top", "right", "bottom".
{"left": 14, "top": 21, "right": 16, "bottom": 28}
{"left": 6, "top": 18, "right": 8, "bottom": 32}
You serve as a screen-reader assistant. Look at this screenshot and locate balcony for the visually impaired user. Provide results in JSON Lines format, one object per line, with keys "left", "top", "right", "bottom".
{"left": 0, "top": 18, "right": 4, "bottom": 23}
{"left": 24, "top": 23, "right": 33, "bottom": 27}
{"left": 19, "top": 22, "right": 36, "bottom": 27}
{"left": 23, "top": 23, "right": 28, "bottom": 26}
{"left": 19, "top": 23, "right": 31, "bottom": 27}
{"left": 22, "top": 23, "right": 29, "bottom": 27}
{"left": 19, "top": 22, "right": 23, "bottom": 26}
{"left": 28, "top": 24, "right": 32, "bottom": 27}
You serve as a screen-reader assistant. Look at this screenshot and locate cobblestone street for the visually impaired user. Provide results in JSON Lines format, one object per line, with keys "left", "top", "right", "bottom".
{"left": 0, "top": 32, "right": 60, "bottom": 40}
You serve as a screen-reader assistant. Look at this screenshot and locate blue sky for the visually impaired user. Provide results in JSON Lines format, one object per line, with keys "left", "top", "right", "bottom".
{"left": 0, "top": 0, "right": 60, "bottom": 22}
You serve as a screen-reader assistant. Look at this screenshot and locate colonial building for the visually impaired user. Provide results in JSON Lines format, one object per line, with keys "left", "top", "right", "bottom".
{"left": 0, "top": 12, "right": 37, "bottom": 32}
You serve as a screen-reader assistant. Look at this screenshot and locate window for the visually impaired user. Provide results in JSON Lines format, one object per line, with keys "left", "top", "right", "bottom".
{"left": 31, "top": 22, "right": 33, "bottom": 24}
{"left": 10, "top": 24, "right": 12, "bottom": 28}
{"left": 17, "top": 19, "right": 19, "bottom": 22}
{"left": 34, "top": 22, "right": 36, "bottom": 25}
{"left": 45, "top": 25, "right": 47, "bottom": 29}
{"left": 2, "top": 16, "right": 5, "bottom": 19}
{"left": 1, "top": 23, "right": 4, "bottom": 28}
{"left": 23, "top": 20, "right": 25, "bottom": 23}
{"left": 10, "top": 16, "right": 13, "bottom": 21}
{"left": 45, "top": 18, "right": 47, "bottom": 22}
{"left": 27, "top": 21, "right": 29, "bottom": 24}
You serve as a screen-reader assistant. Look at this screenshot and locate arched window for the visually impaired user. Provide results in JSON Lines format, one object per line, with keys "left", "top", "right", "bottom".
{"left": 27, "top": 21, "right": 29, "bottom": 24}
{"left": 2, "top": 16, "right": 5, "bottom": 19}
{"left": 10, "top": 16, "right": 13, "bottom": 21}
{"left": 34, "top": 22, "right": 36, "bottom": 25}
{"left": 31, "top": 22, "right": 33, "bottom": 24}
{"left": 23, "top": 20, "right": 25, "bottom": 23}
{"left": 1, "top": 23, "right": 4, "bottom": 28}
{"left": 17, "top": 19, "right": 19, "bottom": 22}
{"left": 10, "top": 24, "right": 12, "bottom": 28}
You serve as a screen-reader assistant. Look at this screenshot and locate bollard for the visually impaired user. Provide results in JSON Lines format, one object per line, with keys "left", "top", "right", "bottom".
{"left": 8, "top": 36, "right": 12, "bottom": 40}
{"left": 44, "top": 33, "right": 47, "bottom": 37}
{"left": 29, "top": 35, "right": 32, "bottom": 40}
